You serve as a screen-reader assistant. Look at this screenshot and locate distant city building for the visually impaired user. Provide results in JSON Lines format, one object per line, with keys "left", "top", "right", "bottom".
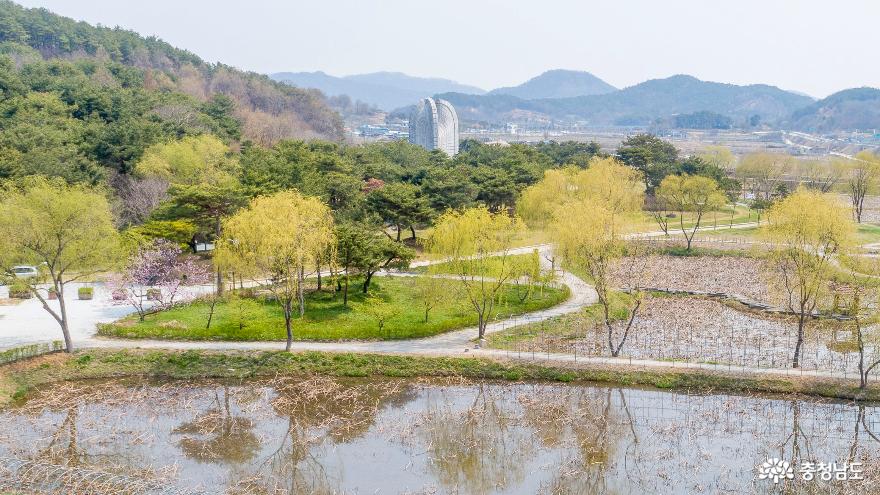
{"left": 408, "top": 98, "right": 459, "bottom": 155}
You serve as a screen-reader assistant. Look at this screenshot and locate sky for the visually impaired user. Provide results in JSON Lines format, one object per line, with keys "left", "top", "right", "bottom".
{"left": 14, "top": 0, "right": 880, "bottom": 98}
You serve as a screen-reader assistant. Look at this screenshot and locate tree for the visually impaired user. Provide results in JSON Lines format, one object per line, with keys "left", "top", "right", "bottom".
{"left": 366, "top": 183, "right": 433, "bottom": 241}
{"left": 362, "top": 295, "right": 398, "bottom": 338}
{"left": 109, "top": 239, "right": 210, "bottom": 321}
{"left": 616, "top": 134, "right": 678, "bottom": 193}
{"left": 334, "top": 222, "right": 414, "bottom": 305}
{"left": 0, "top": 178, "right": 120, "bottom": 352}
{"left": 215, "top": 191, "right": 335, "bottom": 351}
{"left": 698, "top": 145, "right": 736, "bottom": 172}
{"left": 844, "top": 152, "right": 880, "bottom": 223}
{"left": 519, "top": 157, "right": 643, "bottom": 229}
{"left": 798, "top": 159, "right": 842, "bottom": 193}
{"left": 356, "top": 235, "right": 414, "bottom": 294}
{"left": 137, "top": 135, "right": 247, "bottom": 293}
{"left": 841, "top": 276, "right": 880, "bottom": 389}
{"left": 427, "top": 207, "right": 523, "bottom": 342}
{"left": 541, "top": 159, "right": 645, "bottom": 357}
{"left": 643, "top": 194, "right": 671, "bottom": 236}
{"left": 656, "top": 174, "right": 727, "bottom": 250}
{"left": 736, "top": 152, "right": 794, "bottom": 201}
{"left": 764, "top": 189, "right": 855, "bottom": 368}
{"left": 160, "top": 182, "right": 248, "bottom": 291}
{"left": 412, "top": 275, "right": 449, "bottom": 323}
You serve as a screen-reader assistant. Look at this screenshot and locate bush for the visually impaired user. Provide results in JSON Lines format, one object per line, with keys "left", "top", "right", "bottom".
{"left": 78, "top": 287, "right": 94, "bottom": 300}
{"left": 8, "top": 279, "right": 32, "bottom": 299}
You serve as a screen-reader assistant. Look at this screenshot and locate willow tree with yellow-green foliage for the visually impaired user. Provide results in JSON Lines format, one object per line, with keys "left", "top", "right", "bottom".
{"left": 426, "top": 207, "right": 522, "bottom": 342}
{"left": 657, "top": 174, "right": 727, "bottom": 250}
{"left": 0, "top": 177, "right": 121, "bottom": 352}
{"left": 764, "top": 189, "right": 856, "bottom": 368}
{"left": 521, "top": 157, "right": 645, "bottom": 356}
{"left": 215, "top": 190, "right": 335, "bottom": 350}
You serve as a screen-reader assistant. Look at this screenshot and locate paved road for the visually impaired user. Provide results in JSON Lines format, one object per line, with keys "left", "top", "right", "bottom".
{"left": 0, "top": 283, "right": 214, "bottom": 349}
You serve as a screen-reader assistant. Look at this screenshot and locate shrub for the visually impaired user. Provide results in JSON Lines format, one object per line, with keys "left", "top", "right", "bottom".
{"left": 78, "top": 287, "right": 94, "bottom": 300}
{"left": 8, "top": 279, "right": 32, "bottom": 299}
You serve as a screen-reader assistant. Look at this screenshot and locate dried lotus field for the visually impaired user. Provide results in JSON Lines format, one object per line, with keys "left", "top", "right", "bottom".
{"left": 0, "top": 376, "right": 878, "bottom": 495}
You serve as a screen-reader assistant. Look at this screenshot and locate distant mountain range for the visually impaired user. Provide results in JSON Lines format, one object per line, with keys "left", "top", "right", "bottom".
{"left": 489, "top": 69, "right": 617, "bottom": 99}
{"left": 273, "top": 68, "right": 880, "bottom": 132}
{"left": 270, "top": 71, "right": 485, "bottom": 110}
{"left": 439, "top": 75, "right": 815, "bottom": 127}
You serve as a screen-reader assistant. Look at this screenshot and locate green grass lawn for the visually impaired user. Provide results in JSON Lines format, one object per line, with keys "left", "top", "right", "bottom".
{"left": 413, "top": 253, "right": 539, "bottom": 277}
{"left": 98, "top": 276, "right": 569, "bottom": 342}
{"left": 633, "top": 204, "right": 755, "bottom": 233}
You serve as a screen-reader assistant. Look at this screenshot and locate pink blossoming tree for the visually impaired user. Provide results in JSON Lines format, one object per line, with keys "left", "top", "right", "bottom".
{"left": 110, "top": 240, "right": 210, "bottom": 321}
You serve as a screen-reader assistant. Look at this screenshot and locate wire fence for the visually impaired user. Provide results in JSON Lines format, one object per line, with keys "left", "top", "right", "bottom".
{"left": 0, "top": 341, "right": 64, "bottom": 366}
{"left": 489, "top": 307, "right": 880, "bottom": 382}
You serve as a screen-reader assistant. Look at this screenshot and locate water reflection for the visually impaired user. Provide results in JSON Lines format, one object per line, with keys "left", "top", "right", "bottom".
{"left": 173, "top": 386, "right": 261, "bottom": 463}
{"left": 0, "top": 378, "right": 878, "bottom": 495}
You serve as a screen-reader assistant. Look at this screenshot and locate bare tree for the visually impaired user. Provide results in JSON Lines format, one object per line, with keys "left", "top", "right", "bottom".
{"left": 110, "top": 173, "right": 168, "bottom": 227}
{"left": 845, "top": 153, "right": 880, "bottom": 223}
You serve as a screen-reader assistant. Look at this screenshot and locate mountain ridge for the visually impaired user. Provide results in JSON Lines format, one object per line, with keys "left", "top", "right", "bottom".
{"left": 787, "top": 87, "right": 880, "bottom": 132}
{"left": 489, "top": 69, "right": 617, "bottom": 99}
{"left": 271, "top": 71, "right": 484, "bottom": 111}
{"left": 436, "top": 74, "right": 815, "bottom": 126}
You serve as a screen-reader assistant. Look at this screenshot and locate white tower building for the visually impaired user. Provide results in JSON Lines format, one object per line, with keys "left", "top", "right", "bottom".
{"left": 408, "top": 98, "right": 459, "bottom": 156}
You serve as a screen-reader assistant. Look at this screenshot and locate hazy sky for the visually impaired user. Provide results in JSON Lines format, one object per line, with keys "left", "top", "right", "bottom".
{"left": 15, "top": 0, "right": 880, "bottom": 98}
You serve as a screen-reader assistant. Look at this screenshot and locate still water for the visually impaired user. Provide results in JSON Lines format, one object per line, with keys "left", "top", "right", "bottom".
{"left": 0, "top": 377, "right": 878, "bottom": 494}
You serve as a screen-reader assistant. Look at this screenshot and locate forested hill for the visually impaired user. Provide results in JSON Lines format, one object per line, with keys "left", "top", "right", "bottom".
{"left": 0, "top": 0, "right": 343, "bottom": 143}
{"left": 437, "top": 75, "right": 813, "bottom": 126}
{"left": 787, "top": 88, "right": 880, "bottom": 133}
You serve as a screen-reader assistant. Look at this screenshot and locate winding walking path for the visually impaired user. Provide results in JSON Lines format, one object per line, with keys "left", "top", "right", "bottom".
{"left": 4, "top": 222, "right": 868, "bottom": 382}
{"left": 85, "top": 245, "right": 599, "bottom": 355}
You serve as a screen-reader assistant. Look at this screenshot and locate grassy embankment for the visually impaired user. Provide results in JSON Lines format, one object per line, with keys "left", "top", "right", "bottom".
{"left": 2, "top": 349, "right": 879, "bottom": 408}
{"left": 98, "top": 276, "right": 569, "bottom": 341}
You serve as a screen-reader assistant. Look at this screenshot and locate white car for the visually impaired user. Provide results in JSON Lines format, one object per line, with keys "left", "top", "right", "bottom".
{"left": 11, "top": 266, "right": 39, "bottom": 278}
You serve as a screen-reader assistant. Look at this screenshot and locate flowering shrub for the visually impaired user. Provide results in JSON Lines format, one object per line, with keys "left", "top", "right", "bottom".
{"left": 109, "top": 240, "right": 210, "bottom": 321}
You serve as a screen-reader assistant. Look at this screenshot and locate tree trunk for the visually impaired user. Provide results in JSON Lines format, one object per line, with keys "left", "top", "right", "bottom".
{"left": 343, "top": 271, "right": 349, "bottom": 306}
{"left": 57, "top": 286, "right": 73, "bottom": 353}
{"left": 477, "top": 313, "right": 486, "bottom": 340}
{"left": 858, "top": 322, "right": 866, "bottom": 389}
{"left": 362, "top": 271, "right": 374, "bottom": 294}
{"left": 396, "top": 224, "right": 401, "bottom": 242}
{"left": 410, "top": 225, "right": 417, "bottom": 239}
{"left": 206, "top": 297, "right": 217, "bottom": 330}
{"left": 316, "top": 261, "right": 322, "bottom": 290}
{"left": 424, "top": 307, "right": 430, "bottom": 323}
{"left": 297, "top": 267, "right": 305, "bottom": 317}
{"left": 284, "top": 299, "right": 293, "bottom": 352}
{"left": 793, "top": 311, "right": 806, "bottom": 368}
{"left": 215, "top": 216, "right": 224, "bottom": 296}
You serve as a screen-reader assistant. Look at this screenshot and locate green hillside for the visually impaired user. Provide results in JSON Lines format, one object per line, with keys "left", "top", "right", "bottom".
{"left": 0, "top": 0, "right": 342, "bottom": 156}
